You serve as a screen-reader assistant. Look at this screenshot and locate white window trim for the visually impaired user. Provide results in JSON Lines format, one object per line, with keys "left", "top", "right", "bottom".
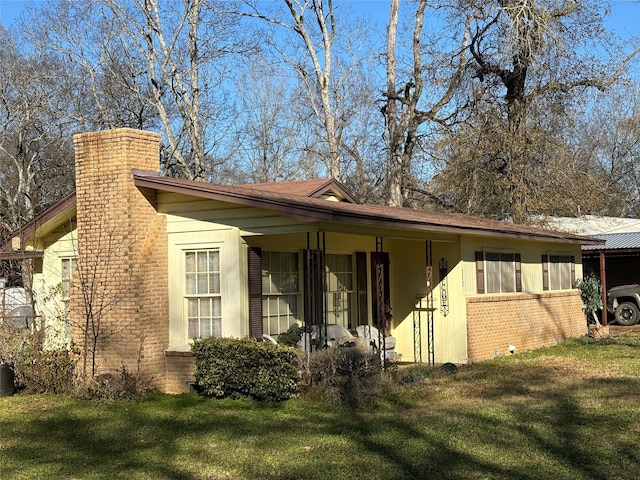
{"left": 169, "top": 240, "right": 226, "bottom": 347}
{"left": 261, "top": 251, "right": 301, "bottom": 336}
{"left": 545, "top": 251, "right": 575, "bottom": 291}
{"left": 483, "top": 248, "right": 520, "bottom": 294}
{"left": 183, "top": 247, "right": 222, "bottom": 342}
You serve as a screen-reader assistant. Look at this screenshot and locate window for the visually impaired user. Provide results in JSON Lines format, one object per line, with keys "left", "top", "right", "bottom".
{"left": 326, "top": 254, "right": 353, "bottom": 329}
{"left": 476, "top": 251, "right": 521, "bottom": 294}
{"left": 185, "top": 250, "right": 221, "bottom": 340}
{"left": 261, "top": 251, "right": 299, "bottom": 336}
{"left": 543, "top": 255, "right": 575, "bottom": 291}
{"left": 61, "top": 258, "right": 77, "bottom": 301}
{"left": 61, "top": 257, "right": 77, "bottom": 320}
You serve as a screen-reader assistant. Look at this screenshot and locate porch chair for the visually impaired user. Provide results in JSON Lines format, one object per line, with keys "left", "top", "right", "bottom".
{"left": 355, "top": 325, "right": 396, "bottom": 361}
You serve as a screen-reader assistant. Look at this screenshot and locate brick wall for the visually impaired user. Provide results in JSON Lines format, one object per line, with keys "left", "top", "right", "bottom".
{"left": 71, "top": 129, "right": 170, "bottom": 391}
{"left": 165, "top": 352, "right": 196, "bottom": 393}
{"left": 466, "top": 291, "right": 587, "bottom": 362}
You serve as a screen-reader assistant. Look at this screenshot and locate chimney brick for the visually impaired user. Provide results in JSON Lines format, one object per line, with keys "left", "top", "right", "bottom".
{"left": 70, "top": 129, "right": 170, "bottom": 390}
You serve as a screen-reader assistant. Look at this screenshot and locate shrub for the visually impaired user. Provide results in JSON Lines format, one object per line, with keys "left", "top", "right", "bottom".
{"left": 299, "top": 345, "right": 383, "bottom": 409}
{"left": 393, "top": 364, "right": 432, "bottom": 385}
{"left": 576, "top": 275, "right": 603, "bottom": 324}
{"left": 192, "top": 337, "right": 298, "bottom": 401}
{"left": 13, "top": 343, "right": 76, "bottom": 394}
{"left": 76, "top": 366, "right": 154, "bottom": 401}
{"left": 277, "top": 324, "right": 305, "bottom": 347}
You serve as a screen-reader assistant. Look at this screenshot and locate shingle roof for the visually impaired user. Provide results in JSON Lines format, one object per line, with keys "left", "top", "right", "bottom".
{"left": 243, "top": 178, "right": 360, "bottom": 204}
{"left": 133, "top": 170, "right": 603, "bottom": 245}
{"left": 2, "top": 172, "right": 604, "bottom": 258}
{"left": 582, "top": 232, "right": 640, "bottom": 251}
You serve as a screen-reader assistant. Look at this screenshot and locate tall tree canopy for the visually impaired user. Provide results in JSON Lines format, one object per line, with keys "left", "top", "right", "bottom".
{"left": 0, "top": 0, "right": 638, "bottom": 236}
{"left": 429, "top": 0, "right": 639, "bottom": 221}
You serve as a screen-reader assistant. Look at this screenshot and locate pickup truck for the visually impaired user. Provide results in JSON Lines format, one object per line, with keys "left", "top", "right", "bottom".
{"left": 607, "top": 284, "right": 640, "bottom": 326}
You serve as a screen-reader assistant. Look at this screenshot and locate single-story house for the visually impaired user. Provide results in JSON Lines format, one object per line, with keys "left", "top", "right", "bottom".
{"left": 0, "top": 128, "right": 603, "bottom": 393}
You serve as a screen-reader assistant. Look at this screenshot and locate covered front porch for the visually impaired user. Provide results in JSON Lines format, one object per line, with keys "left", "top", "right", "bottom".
{"left": 242, "top": 228, "right": 465, "bottom": 366}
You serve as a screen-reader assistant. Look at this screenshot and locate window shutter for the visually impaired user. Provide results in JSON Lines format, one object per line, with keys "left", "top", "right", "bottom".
{"left": 515, "top": 253, "right": 522, "bottom": 292}
{"left": 542, "top": 255, "right": 549, "bottom": 291}
{"left": 355, "top": 252, "right": 368, "bottom": 326}
{"left": 570, "top": 256, "right": 576, "bottom": 288}
{"left": 475, "top": 251, "right": 485, "bottom": 294}
{"left": 247, "top": 247, "right": 263, "bottom": 339}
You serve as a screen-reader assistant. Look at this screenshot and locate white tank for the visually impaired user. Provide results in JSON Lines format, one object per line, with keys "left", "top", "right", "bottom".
{"left": 0, "top": 287, "right": 32, "bottom": 329}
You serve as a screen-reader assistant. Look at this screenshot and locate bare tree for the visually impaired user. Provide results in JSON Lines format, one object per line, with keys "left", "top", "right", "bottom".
{"left": 0, "top": 25, "right": 75, "bottom": 304}
{"left": 102, "top": 0, "right": 252, "bottom": 180}
{"left": 248, "top": 0, "right": 342, "bottom": 178}
{"left": 450, "top": 0, "right": 640, "bottom": 222}
{"left": 231, "top": 57, "right": 314, "bottom": 183}
{"left": 571, "top": 86, "right": 640, "bottom": 216}
{"left": 242, "top": 0, "right": 381, "bottom": 183}
{"left": 0, "top": 26, "right": 74, "bottom": 231}
{"left": 382, "top": 0, "right": 470, "bottom": 207}
{"left": 23, "top": 0, "right": 251, "bottom": 181}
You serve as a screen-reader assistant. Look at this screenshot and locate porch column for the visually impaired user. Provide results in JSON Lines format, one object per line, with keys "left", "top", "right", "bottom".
{"left": 599, "top": 251, "right": 607, "bottom": 326}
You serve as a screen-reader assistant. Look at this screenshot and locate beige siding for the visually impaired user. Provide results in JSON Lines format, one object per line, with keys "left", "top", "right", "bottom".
{"left": 159, "top": 192, "right": 303, "bottom": 235}
{"left": 161, "top": 198, "right": 589, "bottom": 366}
{"left": 461, "top": 237, "right": 584, "bottom": 295}
{"left": 33, "top": 228, "right": 77, "bottom": 350}
{"left": 388, "top": 238, "right": 468, "bottom": 364}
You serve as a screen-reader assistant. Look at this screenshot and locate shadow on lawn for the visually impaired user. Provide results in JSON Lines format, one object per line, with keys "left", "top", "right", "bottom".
{"left": 1, "top": 364, "right": 640, "bottom": 480}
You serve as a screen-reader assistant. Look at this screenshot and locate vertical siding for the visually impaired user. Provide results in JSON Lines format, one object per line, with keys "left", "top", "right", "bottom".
{"left": 386, "top": 237, "right": 468, "bottom": 364}
{"left": 432, "top": 242, "right": 467, "bottom": 363}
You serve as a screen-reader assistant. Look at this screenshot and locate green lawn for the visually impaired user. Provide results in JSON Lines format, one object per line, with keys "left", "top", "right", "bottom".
{"left": 1, "top": 331, "right": 640, "bottom": 480}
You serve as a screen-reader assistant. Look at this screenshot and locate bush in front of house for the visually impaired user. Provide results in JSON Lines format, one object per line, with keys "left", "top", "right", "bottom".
{"left": 276, "top": 324, "right": 305, "bottom": 346}
{"left": 76, "top": 366, "right": 155, "bottom": 401}
{"left": 191, "top": 337, "right": 299, "bottom": 401}
{"left": 13, "top": 343, "right": 76, "bottom": 394}
{"left": 299, "top": 345, "right": 383, "bottom": 409}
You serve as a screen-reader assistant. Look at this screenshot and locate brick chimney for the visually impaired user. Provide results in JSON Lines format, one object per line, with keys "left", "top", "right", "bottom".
{"left": 71, "top": 129, "right": 169, "bottom": 388}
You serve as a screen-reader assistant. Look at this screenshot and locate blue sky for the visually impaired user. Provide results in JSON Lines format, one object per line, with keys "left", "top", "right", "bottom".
{"left": 1, "top": 0, "right": 640, "bottom": 32}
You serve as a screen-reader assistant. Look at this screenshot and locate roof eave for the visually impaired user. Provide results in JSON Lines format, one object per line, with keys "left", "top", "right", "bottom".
{"left": 133, "top": 172, "right": 600, "bottom": 244}
{"left": 0, "top": 250, "right": 44, "bottom": 260}
{"left": 0, "top": 192, "right": 77, "bottom": 252}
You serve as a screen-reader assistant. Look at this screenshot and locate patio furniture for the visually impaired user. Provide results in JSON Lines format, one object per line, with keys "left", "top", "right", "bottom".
{"left": 356, "top": 325, "right": 396, "bottom": 361}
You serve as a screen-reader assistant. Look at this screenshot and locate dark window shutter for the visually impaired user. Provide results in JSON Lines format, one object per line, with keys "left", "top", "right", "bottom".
{"left": 248, "top": 247, "right": 263, "bottom": 339}
{"left": 542, "top": 254, "right": 549, "bottom": 291}
{"left": 515, "top": 253, "right": 522, "bottom": 292}
{"left": 570, "top": 256, "right": 576, "bottom": 288}
{"left": 475, "top": 251, "right": 485, "bottom": 294}
{"left": 356, "top": 252, "right": 368, "bottom": 326}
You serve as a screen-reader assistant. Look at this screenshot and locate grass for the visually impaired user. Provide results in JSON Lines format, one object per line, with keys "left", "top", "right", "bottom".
{"left": 2, "top": 331, "right": 640, "bottom": 480}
